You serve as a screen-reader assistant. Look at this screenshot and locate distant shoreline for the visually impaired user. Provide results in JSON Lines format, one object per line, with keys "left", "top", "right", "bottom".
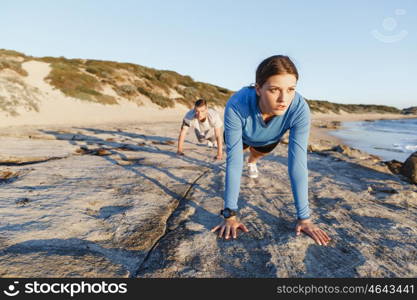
{"left": 310, "top": 112, "right": 417, "bottom": 146}
{"left": 1, "top": 112, "right": 416, "bottom": 164}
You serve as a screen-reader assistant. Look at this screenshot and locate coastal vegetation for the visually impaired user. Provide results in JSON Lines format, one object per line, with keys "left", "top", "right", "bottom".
{"left": 0, "top": 49, "right": 414, "bottom": 115}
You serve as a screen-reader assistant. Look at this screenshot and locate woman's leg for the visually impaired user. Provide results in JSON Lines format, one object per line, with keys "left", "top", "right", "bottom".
{"left": 247, "top": 146, "right": 267, "bottom": 163}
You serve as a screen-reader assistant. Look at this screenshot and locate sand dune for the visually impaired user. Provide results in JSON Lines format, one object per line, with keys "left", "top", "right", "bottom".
{"left": 2, "top": 59, "right": 415, "bottom": 130}
{"left": 0, "top": 60, "right": 191, "bottom": 127}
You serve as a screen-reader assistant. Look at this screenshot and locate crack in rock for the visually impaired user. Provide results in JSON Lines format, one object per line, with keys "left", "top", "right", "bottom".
{"left": 0, "top": 155, "right": 69, "bottom": 166}
{"left": 132, "top": 169, "right": 210, "bottom": 277}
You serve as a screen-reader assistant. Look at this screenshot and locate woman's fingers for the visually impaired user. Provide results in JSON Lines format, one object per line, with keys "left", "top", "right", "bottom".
{"left": 316, "top": 231, "right": 328, "bottom": 245}
{"left": 310, "top": 231, "right": 323, "bottom": 245}
{"left": 303, "top": 228, "right": 322, "bottom": 245}
{"left": 315, "top": 229, "right": 330, "bottom": 244}
{"left": 210, "top": 225, "right": 220, "bottom": 233}
{"left": 312, "top": 229, "right": 330, "bottom": 246}
{"left": 321, "top": 229, "right": 331, "bottom": 242}
{"left": 239, "top": 224, "right": 249, "bottom": 232}
{"left": 318, "top": 230, "right": 330, "bottom": 244}
{"left": 231, "top": 227, "right": 237, "bottom": 239}
{"left": 315, "top": 230, "right": 326, "bottom": 244}
{"left": 212, "top": 222, "right": 249, "bottom": 239}
{"left": 219, "top": 225, "right": 226, "bottom": 238}
{"left": 298, "top": 223, "right": 331, "bottom": 246}
{"left": 225, "top": 225, "right": 231, "bottom": 239}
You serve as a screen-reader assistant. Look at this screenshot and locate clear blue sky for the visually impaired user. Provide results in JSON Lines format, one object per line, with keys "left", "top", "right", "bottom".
{"left": 1, "top": 0, "right": 416, "bottom": 108}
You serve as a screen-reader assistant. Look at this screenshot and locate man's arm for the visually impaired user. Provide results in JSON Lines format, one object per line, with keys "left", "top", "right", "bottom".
{"left": 211, "top": 109, "right": 224, "bottom": 160}
{"left": 177, "top": 121, "right": 189, "bottom": 155}
{"left": 214, "top": 127, "right": 223, "bottom": 160}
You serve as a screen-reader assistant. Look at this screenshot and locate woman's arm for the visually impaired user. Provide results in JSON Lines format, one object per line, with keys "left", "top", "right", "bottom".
{"left": 223, "top": 102, "right": 244, "bottom": 210}
{"left": 288, "top": 99, "right": 331, "bottom": 245}
{"left": 288, "top": 100, "right": 311, "bottom": 220}
{"left": 211, "top": 101, "right": 249, "bottom": 239}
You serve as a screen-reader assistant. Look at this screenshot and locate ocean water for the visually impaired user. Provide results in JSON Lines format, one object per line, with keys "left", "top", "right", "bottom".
{"left": 328, "top": 118, "right": 417, "bottom": 162}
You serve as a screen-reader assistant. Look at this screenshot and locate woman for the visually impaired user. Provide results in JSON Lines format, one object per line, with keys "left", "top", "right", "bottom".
{"left": 211, "top": 55, "right": 331, "bottom": 246}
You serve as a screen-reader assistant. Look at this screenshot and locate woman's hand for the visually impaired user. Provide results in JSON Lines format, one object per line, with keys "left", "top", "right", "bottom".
{"left": 295, "top": 218, "right": 331, "bottom": 246}
{"left": 211, "top": 216, "right": 249, "bottom": 239}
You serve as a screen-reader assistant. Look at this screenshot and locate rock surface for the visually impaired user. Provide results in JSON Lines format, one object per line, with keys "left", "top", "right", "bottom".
{"left": 401, "top": 106, "right": 417, "bottom": 115}
{"left": 401, "top": 152, "right": 417, "bottom": 184}
{"left": 384, "top": 152, "right": 417, "bottom": 185}
{"left": 0, "top": 122, "right": 416, "bottom": 278}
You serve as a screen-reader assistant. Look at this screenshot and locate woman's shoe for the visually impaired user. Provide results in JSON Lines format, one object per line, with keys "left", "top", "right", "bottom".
{"left": 247, "top": 162, "right": 259, "bottom": 178}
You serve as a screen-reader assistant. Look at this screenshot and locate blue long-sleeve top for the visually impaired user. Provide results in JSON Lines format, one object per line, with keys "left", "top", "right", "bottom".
{"left": 224, "top": 86, "right": 311, "bottom": 220}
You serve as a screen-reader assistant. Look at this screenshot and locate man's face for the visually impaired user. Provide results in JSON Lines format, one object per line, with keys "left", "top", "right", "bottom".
{"left": 194, "top": 105, "right": 208, "bottom": 121}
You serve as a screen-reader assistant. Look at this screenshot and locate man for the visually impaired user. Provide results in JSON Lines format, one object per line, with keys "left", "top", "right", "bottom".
{"left": 177, "top": 99, "right": 223, "bottom": 160}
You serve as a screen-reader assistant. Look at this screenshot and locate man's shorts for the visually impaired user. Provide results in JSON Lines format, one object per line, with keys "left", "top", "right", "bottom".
{"left": 223, "top": 132, "right": 279, "bottom": 154}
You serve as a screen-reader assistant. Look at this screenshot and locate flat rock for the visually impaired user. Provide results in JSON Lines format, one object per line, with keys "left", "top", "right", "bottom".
{"left": 137, "top": 143, "right": 417, "bottom": 277}
{"left": 0, "top": 124, "right": 214, "bottom": 277}
{"left": 0, "top": 122, "right": 416, "bottom": 277}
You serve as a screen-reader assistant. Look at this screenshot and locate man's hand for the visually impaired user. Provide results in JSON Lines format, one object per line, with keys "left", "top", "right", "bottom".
{"left": 177, "top": 125, "right": 188, "bottom": 157}
{"left": 295, "top": 218, "right": 331, "bottom": 246}
{"left": 214, "top": 127, "right": 223, "bottom": 161}
{"left": 211, "top": 216, "right": 249, "bottom": 239}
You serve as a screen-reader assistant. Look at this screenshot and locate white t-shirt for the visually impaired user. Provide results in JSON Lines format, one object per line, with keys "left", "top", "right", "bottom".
{"left": 182, "top": 108, "right": 223, "bottom": 139}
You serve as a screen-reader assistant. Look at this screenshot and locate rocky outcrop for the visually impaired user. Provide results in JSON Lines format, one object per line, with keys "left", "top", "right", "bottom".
{"left": 401, "top": 152, "right": 417, "bottom": 184}
{"left": 0, "top": 124, "right": 212, "bottom": 277}
{"left": 385, "top": 160, "right": 404, "bottom": 175}
{"left": 384, "top": 152, "right": 417, "bottom": 184}
{"left": 320, "top": 120, "right": 341, "bottom": 129}
{"left": 0, "top": 123, "right": 416, "bottom": 277}
{"left": 401, "top": 106, "right": 417, "bottom": 115}
{"left": 307, "top": 143, "right": 381, "bottom": 163}
{"left": 312, "top": 120, "right": 342, "bottom": 130}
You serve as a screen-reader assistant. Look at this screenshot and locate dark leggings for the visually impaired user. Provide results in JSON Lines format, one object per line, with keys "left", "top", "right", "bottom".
{"left": 223, "top": 132, "right": 279, "bottom": 154}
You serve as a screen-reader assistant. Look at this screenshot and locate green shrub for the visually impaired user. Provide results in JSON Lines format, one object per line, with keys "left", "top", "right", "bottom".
{"left": 45, "top": 62, "right": 116, "bottom": 104}
{"left": 96, "top": 94, "right": 118, "bottom": 105}
{"left": 0, "top": 59, "right": 28, "bottom": 76}
{"left": 306, "top": 99, "right": 401, "bottom": 114}
{"left": 1, "top": 49, "right": 236, "bottom": 108}
{"left": 178, "top": 75, "right": 194, "bottom": 87}
{"left": 114, "top": 84, "right": 137, "bottom": 98}
{"left": 84, "top": 60, "right": 115, "bottom": 78}
{"left": 39, "top": 56, "right": 83, "bottom": 67}
{"left": 0, "top": 49, "right": 27, "bottom": 58}
{"left": 137, "top": 86, "right": 174, "bottom": 108}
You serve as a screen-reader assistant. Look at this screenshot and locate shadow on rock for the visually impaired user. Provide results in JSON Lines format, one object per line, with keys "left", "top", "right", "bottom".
{"left": 0, "top": 238, "right": 145, "bottom": 277}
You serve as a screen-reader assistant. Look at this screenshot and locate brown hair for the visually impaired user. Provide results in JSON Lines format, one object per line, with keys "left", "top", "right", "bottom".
{"left": 255, "top": 55, "right": 299, "bottom": 87}
{"left": 194, "top": 99, "right": 207, "bottom": 108}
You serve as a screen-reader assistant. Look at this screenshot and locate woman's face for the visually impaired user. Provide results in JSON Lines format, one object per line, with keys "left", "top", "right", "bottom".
{"left": 255, "top": 74, "right": 297, "bottom": 116}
